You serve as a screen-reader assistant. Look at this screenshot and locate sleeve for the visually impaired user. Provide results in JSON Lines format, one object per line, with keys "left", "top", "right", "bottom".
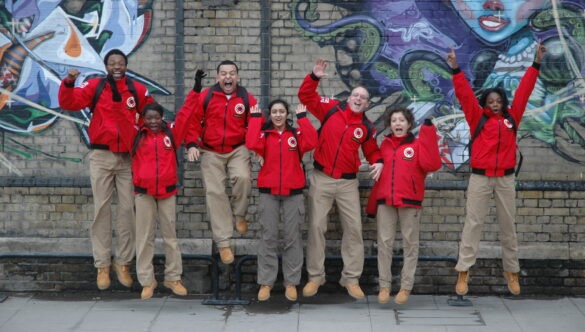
{"left": 365, "top": 180, "right": 380, "bottom": 218}
{"left": 137, "top": 85, "right": 156, "bottom": 116}
{"left": 172, "top": 93, "right": 202, "bottom": 146}
{"left": 58, "top": 78, "right": 95, "bottom": 111}
{"left": 452, "top": 70, "right": 483, "bottom": 129}
{"left": 183, "top": 90, "right": 204, "bottom": 148}
{"left": 296, "top": 114, "right": 318, "bottom": 154}
{"left": 297, "top": 73, "right": 336, "bottom": 121}
{"left": 417, "top": 121, "right": 442, "bottom": 173}
{"left": 113, "top": 101, "right": 138, "bottom": 152}
{"left": 362, "top": 126, "right": 383, "bottom": 164}
{"left": 245, "top": 114, "right": 266, "bottom": 157}
{"left": 510, "top": 65, "right": 539, "bottom": 122}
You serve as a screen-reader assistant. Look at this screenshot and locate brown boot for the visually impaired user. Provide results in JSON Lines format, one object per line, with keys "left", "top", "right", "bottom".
{"left": 235, "top": 218, "right": 248, "bottom": 234}
{"left": 302, "top": 279, "right": 325, "bottom": 297}
{"left": 503, "top": 271, "right": 521, "bottom": 295}
{"left": 377, "top": 287, "right": 390, "bottom": 304}
{"left": 257, "top": 285, "right": 272, "bottom": 301}
{"left": 113, "top": 263, "right": 133, "bottom": 288}
{"left": 141, "top": 280, "right": 157, "bottom": 300}
{"left": 455, "top": 271, "right": 469, "bottom": 295}
{"left": 344, "top": 283, "right": 365, "bottom": 300}
{"left": 96, "top": 266, "right": 111, "bottom": 290}
{"left": 394, "top": 289, "right": 411, "bottom": 305}
{"left": 285, "top": 285, "right": 298, "bottom": 301}
{"left": 164, "top": 280, "right": 188, "bottom": 296}
{"left": 219, "top": 247, "right": 234, "bottom": 264}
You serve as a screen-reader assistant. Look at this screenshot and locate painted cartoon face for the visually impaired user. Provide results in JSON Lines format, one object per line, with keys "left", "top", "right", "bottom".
{"left": 449, "top": 0, "right": 548, "bottom": 43}
{"left": 270, "top": 102, "right": 288, "bottom": 131}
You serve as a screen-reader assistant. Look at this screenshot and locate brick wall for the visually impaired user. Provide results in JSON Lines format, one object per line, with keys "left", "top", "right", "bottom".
{"left": 1, "top": 0, "right": 585, "bottom": 295}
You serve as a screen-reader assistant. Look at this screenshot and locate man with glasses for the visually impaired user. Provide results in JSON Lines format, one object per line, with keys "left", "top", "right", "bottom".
{"left": 298, "top": 58, "right": 383, "bottom": 299}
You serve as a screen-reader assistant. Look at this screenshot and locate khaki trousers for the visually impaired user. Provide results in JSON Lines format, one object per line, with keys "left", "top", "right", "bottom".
{"left": 135, "top": 194, "right": 182, "bottom": 286}
{"left": 257, "top": 193, "right": 304, "bottom": 286}
{"left": 455, "top": 174, "right": 519, "bottom": 273}
{"left": 306, "top": 170, "right": 364, "bottom": 286}
{"left": 89, "top": 149, "right": 135, "bottom": 268}
{"left": 377, "top": 205, "right": 421, "bottom": 290}
{"left": 200, "top": 145, "right": 251, "bottom": 248}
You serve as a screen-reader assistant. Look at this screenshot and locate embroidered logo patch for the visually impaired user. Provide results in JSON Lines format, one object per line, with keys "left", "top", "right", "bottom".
{"left": 403, "top": 147, "right": 415, "bottom": 160}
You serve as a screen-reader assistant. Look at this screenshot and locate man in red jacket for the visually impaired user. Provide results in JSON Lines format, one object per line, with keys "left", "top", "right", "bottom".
{"left": 59, "top": 49, "right": 155, "bottom": 290}
{"left": 299, "top": 58, "right": 383, "bottom": 299}
{"left": 447, "top": 43, "right": 546, "bottom": 296}
{"left": 185, "top": 61, "right": 257, "bottom": 264}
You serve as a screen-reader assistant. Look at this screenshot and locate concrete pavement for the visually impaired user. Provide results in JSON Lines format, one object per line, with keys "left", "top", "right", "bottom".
{"left": 1, "top": 292, "right": 584, "bottom": 332}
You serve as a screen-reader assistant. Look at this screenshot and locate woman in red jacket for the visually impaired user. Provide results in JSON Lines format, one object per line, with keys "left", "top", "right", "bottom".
{"left": 245, "top": 99, "right": 318, "bottom": 302}
{"left": 447, "top": 44, "right": 546, "bottom": 296}
{"left": 368, "top": 106, "right": 441, "bottom": 305}
{"left": 116, "top": 94, "right": 198, "bottom": 300}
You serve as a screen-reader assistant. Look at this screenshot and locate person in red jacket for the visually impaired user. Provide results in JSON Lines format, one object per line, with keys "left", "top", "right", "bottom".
{"left": 367, "top": 106, "right": 441, "bottom": 305}
{"left": 447, "top": 43, "right": 546, "bottom": 296}
{"left": 246, "top": 100, "right": 317, "bottom": 302}
{"left": 299, "top": 58, "right": 384, "bottom": 300}
{"left": 184, "top": 61, "right": 258, "bottom": 264}
{"left": 58, "top": 49, "right": 155, "bottom": 290}
{"left": 116, "top": 97, "right": 198, "bottom": 300}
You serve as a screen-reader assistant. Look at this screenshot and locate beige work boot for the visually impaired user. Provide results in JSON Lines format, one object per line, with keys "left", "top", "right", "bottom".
{"left": 164, "top": 279, "right": 187, "bottom": 296}
{"left": 235, "top": 218, "right": 248, "bottom": 234}
{"left": 455, "top": 271, "right": 469, "bottom": 295}
{"left": 257, "top": 285, "right": 272, "bottom": 301}
{"left": 113, "top": 263, "right": 133, "bottom": 288}
{"left": 377, "top": 287, "right": 391, "bottom": 304}
{"left": 302, "top": 279, "right": 325, "bottom": 297}
{"left": 96, "top": 266, "right": 111, "bottom": 290}
{"left": 141, "top": 280, "right": 157, "bottom": 300}
{"left": 285, "top": 285, "right": 298, "bottom": 301}
{"left": 219, "top": 247, "right": 234, "bottom": 264}
{"left": 503, "top": 271, "right": 521, "bottom": 295}
{"left": 394, "top": 289, "right": 411, "bottom": 305}
{"left": 344, "top": 283, "right": 365, "bottom": 300}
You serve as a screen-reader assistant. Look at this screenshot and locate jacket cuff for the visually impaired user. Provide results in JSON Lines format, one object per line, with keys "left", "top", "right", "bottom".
{"left": 186, "top": 142, "right": 199, "bottom": 149}
{"left": 63, "top": 79, "right": 75, "bottom": 88}
{"left": 310, "top": 72, "right": 321, "bottom": 81}
{"left": 532, "top": 62, "right": 541, "bottom": 70}
{"left": 452, "top": 67, "right": 461, "bottom": 75}
{"left": 296, "top": 112, "right": 307, "bottom": 119}
{"left": 423, "top": 118, "right": 433, "bottom": 126}
{"left": 375, "top": 158, "right": 383, "bottom": 164}
{"left": 251, "top": 113, "right": 262, "bottom": 118}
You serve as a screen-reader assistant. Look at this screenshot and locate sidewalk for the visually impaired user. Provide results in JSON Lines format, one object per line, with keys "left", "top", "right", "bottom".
{"left": 1, "top": 292, "right": 584, "bottom": 332}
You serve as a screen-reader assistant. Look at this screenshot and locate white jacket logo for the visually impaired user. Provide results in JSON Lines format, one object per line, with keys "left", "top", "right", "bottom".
{"left": 354, "top": 128, "right": 363, "bottom": 139}
{"left": 403, "top": 147, "right": 415, "bottom": 159}
{"left": 235, "top": 103, "right": 245, "bottom": 114}
{"left": 504, "top": 118, "right": 513, "bottom": 129}
{"left": 164, "top": 136, "right": 172, "bottom": 148}
{"left": 126, "top": 96, "right": 136, "bottom": 109}
{"left": 288, "top": 137, "right": 297, "bottom": 147}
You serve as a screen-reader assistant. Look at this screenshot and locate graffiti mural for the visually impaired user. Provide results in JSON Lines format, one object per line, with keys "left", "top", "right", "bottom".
{"left": 291, "top": 0, "right": 585, "bottom": 170}
{"left": 0, "top": 0, "right": 170, "bottom": 174}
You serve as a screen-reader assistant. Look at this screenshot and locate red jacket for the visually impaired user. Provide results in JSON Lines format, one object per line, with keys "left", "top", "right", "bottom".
{"left": 246, "top": 113, "right": 318, "bottom": 196}
{"left": 117, "top": 92, "right": 198, "bottom": 199}
{"left": 453, "top": 64, "right": 540, "bottom": 176}
{"left": 366, "top": 121, "right": 442, "bottom": 216}
{"left": 185, "top": 85, "right": 258, "bottom": 154}
{"left": 59, "top": 76, "right": 154, "bottom": 152}
{"left": 298, "top": 74, "right": 382, "bottom": 179}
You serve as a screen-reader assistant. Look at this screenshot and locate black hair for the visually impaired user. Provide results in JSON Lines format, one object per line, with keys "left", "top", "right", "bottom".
{"left": 383, "top": 105, "right": 415, "bottom": 131}
{"left": 216, "top": 60, "right": 239, "bottom": 73}
{"left": 103, "top": 49, "right": 128, "bottom": 66}
{"left": 142, "top": 103, "right": 164, "bottom": 117}
{"left": 268, "top": 99, "right": 290, "bottom": 114}
{"left": 479, "top": 87, "right": 509, "bottom": 112}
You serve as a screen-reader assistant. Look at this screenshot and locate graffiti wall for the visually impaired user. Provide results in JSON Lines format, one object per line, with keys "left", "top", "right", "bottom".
{"left": 0, "top": 0, "right": 169, "bottom": 176}
{"left": 290, "top": 0, "right": 585, "bottom": 176}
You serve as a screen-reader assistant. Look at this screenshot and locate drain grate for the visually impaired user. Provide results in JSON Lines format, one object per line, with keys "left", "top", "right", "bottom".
{"left": 395, "top": 309, "right": 485, "bottom": 326}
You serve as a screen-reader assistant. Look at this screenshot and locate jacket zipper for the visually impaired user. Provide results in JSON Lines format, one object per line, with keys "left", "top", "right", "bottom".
{"left": 331, "top": 125, "right": 348, "bottom": 176}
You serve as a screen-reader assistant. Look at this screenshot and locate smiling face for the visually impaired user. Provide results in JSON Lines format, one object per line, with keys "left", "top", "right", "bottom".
{"left": 390, "top": 111, "right": 411, "bottom": 137}
{"left": 270, "top": 102, "right": 288, "bottom": 131}
{"left": 143, "top": 109, "right": 163, "bottom": 133}
{"left": 347, "top": 86, "right": 370, "bottom": 113}
{"left": 449, "top": 0, "right": 547, "bottom": 43}
{"left": 216, "top": 64, "right": 239, "bottom": 95}
{"left": 105, "top": 54, "right": 127, "bottom": 80}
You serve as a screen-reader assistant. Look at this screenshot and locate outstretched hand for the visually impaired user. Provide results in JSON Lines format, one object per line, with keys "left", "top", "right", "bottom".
{"left": 66, "top": 68, "right": 80, "bottom": 81}
{"left": 534, "top": 41, "right": 547, "bottom": 64}
{"left": 250, "top": 104, "right": 262, "bottom": 114}
{"left": 312, "top": 58, "right": 328, "bottom": 79}
{"left": 294, "top": 104, "right": 307, "bottom": 115}
{"left": 193, "top": 69, "right": 207, "bottom": 92}
{"left": 446, "top": 47, "right": 458, "bottom": 69}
